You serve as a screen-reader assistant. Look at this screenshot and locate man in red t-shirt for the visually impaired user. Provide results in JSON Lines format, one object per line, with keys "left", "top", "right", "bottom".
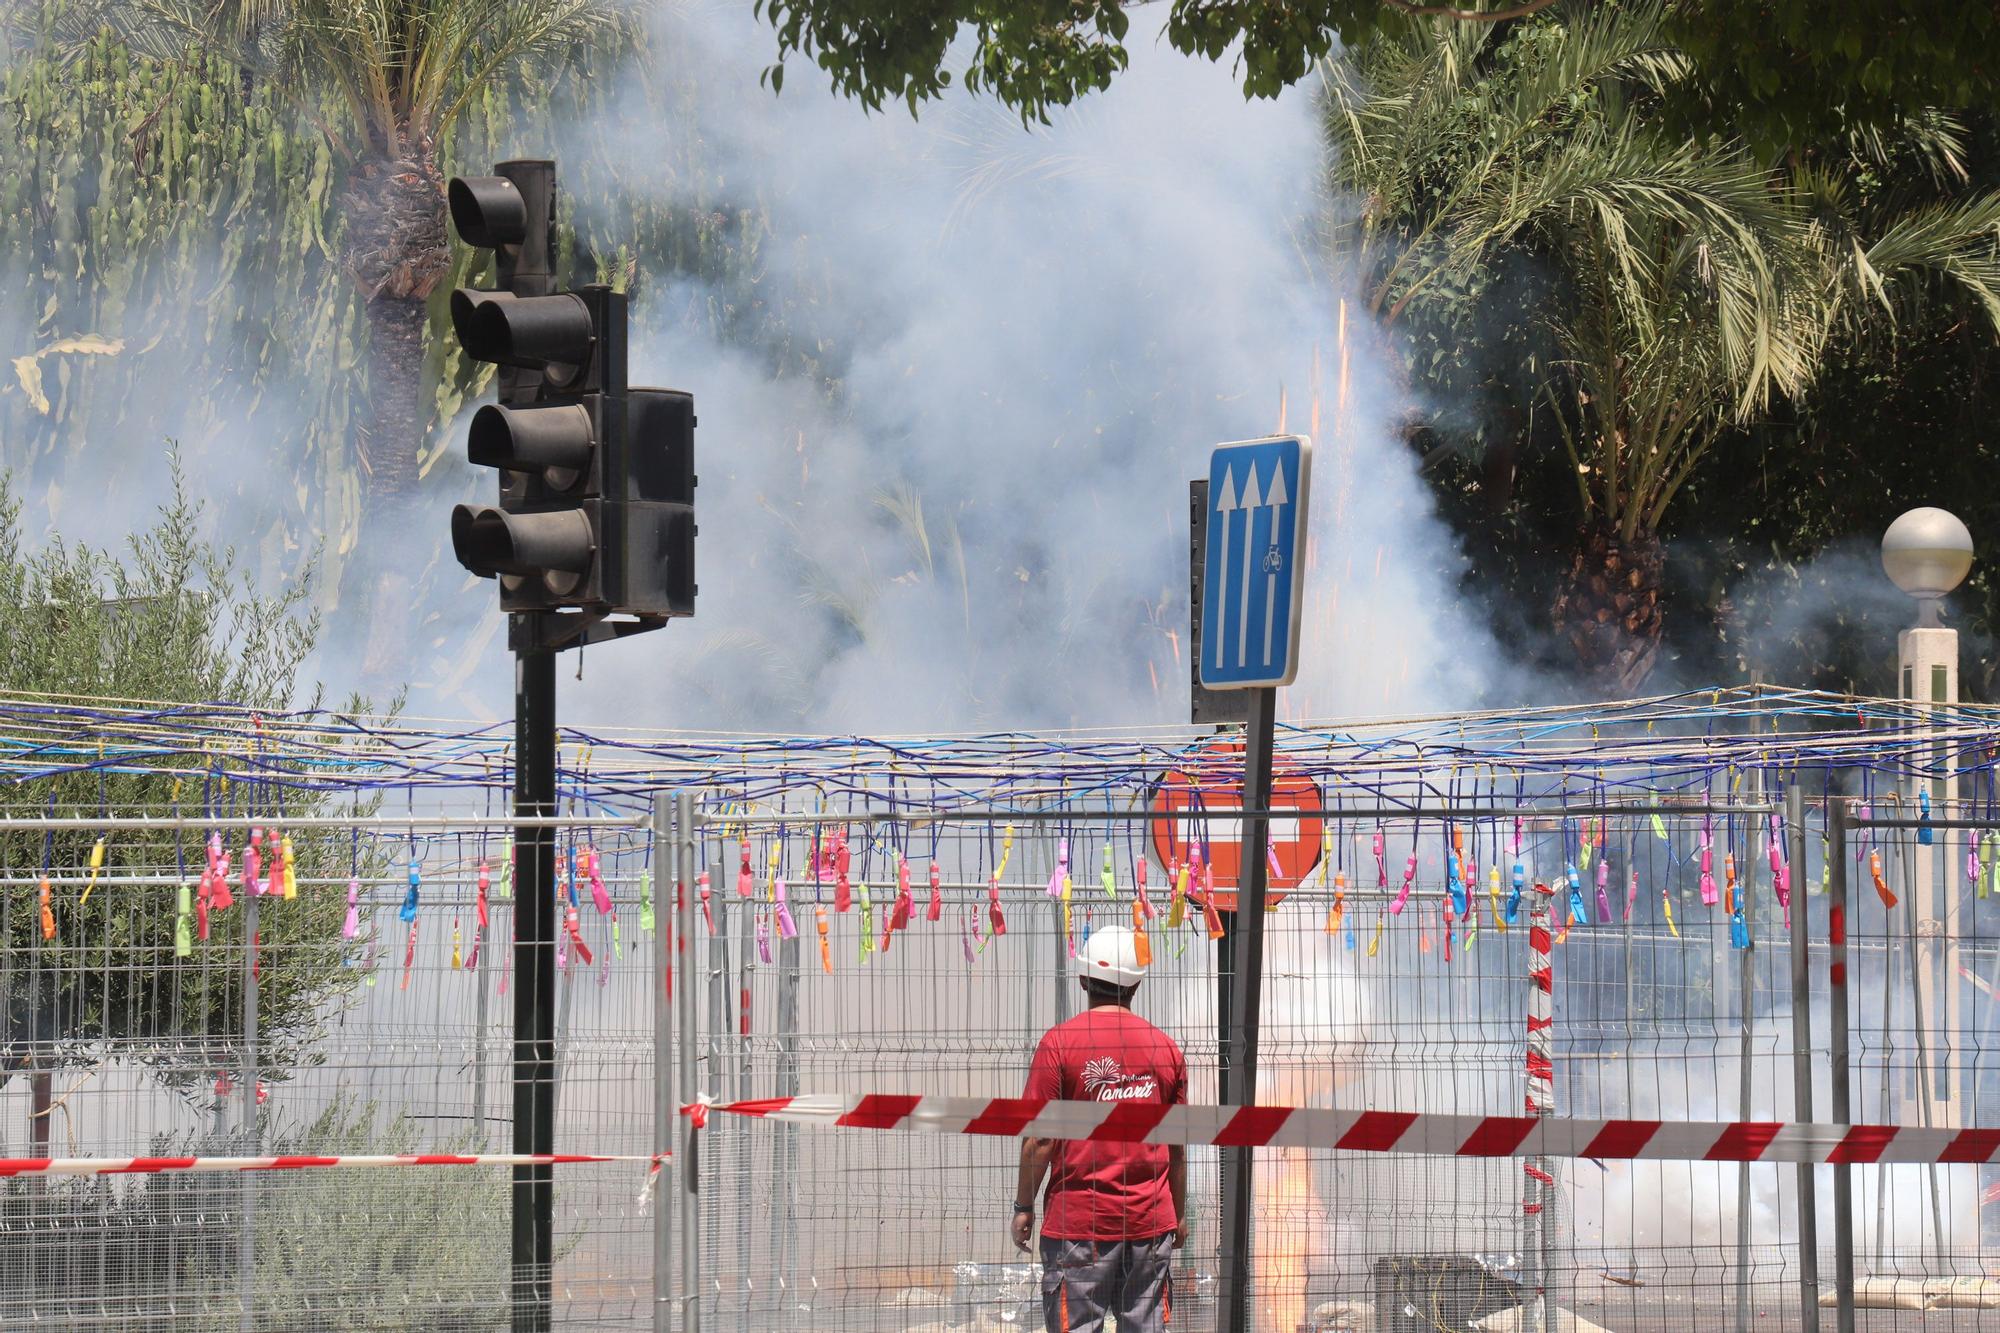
{"left": 1011, "top": 925, "right": 1188, "bottom": 1331}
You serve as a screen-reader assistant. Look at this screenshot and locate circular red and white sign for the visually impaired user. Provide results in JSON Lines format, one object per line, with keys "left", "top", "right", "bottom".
{"left": 1149, "top": 737, "right": 1323, "bottom": 911}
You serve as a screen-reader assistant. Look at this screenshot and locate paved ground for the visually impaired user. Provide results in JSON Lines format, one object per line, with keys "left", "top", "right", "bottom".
{"left": 821, "top": 1265, "right": 2000, "bottom": 1331}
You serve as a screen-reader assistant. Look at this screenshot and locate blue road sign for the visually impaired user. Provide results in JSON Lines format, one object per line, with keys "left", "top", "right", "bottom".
{"left": 1199, "top": 435, "right": 1311, "bottom": 689}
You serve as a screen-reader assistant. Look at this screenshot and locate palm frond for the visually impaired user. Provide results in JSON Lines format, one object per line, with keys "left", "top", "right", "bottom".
{"left": 1506, "top": 0, "right": 1686, "bottom": 128}
{"left": 422, "top": 0, "right": 618, "bottom": 140}
{"left": 78, "top": 0, "right": 619, "bottom": 152}
{"left": 1317, "top": 0, "right": 1858, "bottom": 538}
{"left": 1847, "top": 109, "right": 1968, "bottom": 187}
{"left": 1852, "top": 193, "right": 2000, "bottom": 331}
{"left": 874, "top": 483, "right": 934, "bottom": 580}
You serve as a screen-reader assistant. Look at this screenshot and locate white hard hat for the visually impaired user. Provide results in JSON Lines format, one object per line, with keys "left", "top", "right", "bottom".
{"left": 1077, "top": 925, "right": 1146, "bottom": 988}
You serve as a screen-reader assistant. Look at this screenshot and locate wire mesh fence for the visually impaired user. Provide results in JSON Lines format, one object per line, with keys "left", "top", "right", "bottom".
{"left": 7, "top": 690, "right": 2000, "bottom": 1329}
{"left": 1824, "top": 803, "right": 2000, "bottom": 1323}
{"left": 675, "top": 793, "right": 1932, "bottom": 1333}
{"left": 0, "top": 807, "right": 661, "bottom": 1329}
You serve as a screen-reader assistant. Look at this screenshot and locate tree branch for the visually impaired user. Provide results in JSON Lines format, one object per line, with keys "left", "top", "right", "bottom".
{"left": 1378, "top": 0, "right": 1565, "bottom": 21}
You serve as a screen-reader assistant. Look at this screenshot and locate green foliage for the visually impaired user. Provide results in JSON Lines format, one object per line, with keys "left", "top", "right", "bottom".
{"left": 0, "top": 22, "right": 360, "bottom": 587}
{"left": 1386, "top": 40, "right": 2000, "bottom": 694}
{"left": 1326, "top": 3, "right": 1807, "bottom": 541}
{"left": 267, "top": 0, "right": 615, "bottom": 158}
{"left": 0, "top": 14, "right": 775, "bottom": 684}
{"left": 1329, "top": 2, "right": 2000, "bottom": 687}
{"left": 1668, "top": 1, "right": 2000, "bottom": 158}
{"left": 0, "top": 1097, "right": 507, "bottom": 1327}
{"left": 0, "top": 461, "right": 381, "bottom": 1082}
{"left": 240, "top": 1097, "right": 510, "bottom": 1329}
{"left": 19, "top": 0, "right": 627, "bottom": 509}
{"left": 1329, "top": 4, "right": 2000, "bottom": 533}
{"left": 1681, "top": 316, "right": 2000, "bottom": 696}
{"left": 753, "top": 0, "right": 1996, "bottom": 143}
{"left": 753, "top": 0, "right": 1138, "bottom": 122}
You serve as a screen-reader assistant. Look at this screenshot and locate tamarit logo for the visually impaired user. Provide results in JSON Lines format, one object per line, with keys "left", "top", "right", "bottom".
{"left": 1080, "top": 1057, "right": 1158, "bottom": 1102}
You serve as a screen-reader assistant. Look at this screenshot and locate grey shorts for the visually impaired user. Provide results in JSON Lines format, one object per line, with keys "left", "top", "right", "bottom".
{"left": 1039, "top": 1233, "right": 1174, "bottom": 1331}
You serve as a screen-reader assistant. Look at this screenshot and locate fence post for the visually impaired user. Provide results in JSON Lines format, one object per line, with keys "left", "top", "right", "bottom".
{"left": 1827, "top": 801, "right": 1855, "bottom": 1333}
{"left": 737, "top": 875, "right": 754, "bottom": 1105}
{"left": 1218, "top": 686, "right": 1277, "bottom": 1333}
{"left": 239, "top": 888, "right": 259, "bottom": 1333}
{"left": 774, "top": 871, "right": 801, "bottom": 1310}
{"left": 733, "top": 864, "right": 753, "bottom": 1310}
{"left": 1735, "top": 795, "right": 1758, "bottom": 1333}
{"left": 475, "top": 859, "right": 490, "bottom": 1147}
{"left": 675, "top": 792, "right": 701, "bottom": 1333}
{"left": 705, "top": 856, "right": 732, "bottom": 1318}
{"left": 1788, "top": 787, "right": 1820, "bottom": 1328}
{"left": 653, "top": 793, "right": 673, "bottom": 1333}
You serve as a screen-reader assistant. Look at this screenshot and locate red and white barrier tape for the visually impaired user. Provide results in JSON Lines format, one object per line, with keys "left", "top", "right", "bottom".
{"left": 0, "top": 1152, "right": 661, "bottom": 1179}
{"left": 685, "top": 1094, "right": 2000, "bottom": 1167}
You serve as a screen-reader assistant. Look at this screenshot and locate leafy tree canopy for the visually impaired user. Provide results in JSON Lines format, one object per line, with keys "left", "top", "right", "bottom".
{"left": 754, "top": 0, "right": 1999, "bottom": 148}
{"left": 1670, "top": 2, "right": 2000, "bottom": 153}
{"left": 1323, "top": 1, "right": 2000, "bottom": 691}
{"left": 0, "top": 16, "right": 768, "bottom": 703}
{"left": 0, "top": 458, "right": 384, "bottom": 1090}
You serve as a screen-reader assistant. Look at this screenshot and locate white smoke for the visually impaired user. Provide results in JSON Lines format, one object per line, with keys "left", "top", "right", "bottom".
{"left": 0, "top": 4, "right": 1497, "bottom": 732}
{"left": 524, "top": 3, "right": 1495, "bottom": 733}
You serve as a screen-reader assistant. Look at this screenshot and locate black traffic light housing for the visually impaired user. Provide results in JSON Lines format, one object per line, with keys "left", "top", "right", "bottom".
{"left": 447, "top": 161, "right": 696, "bottom": 642}
{"left": 447, "top": 162, "right": 557, "bottom": 407}
{"left": 611, "top": 388, "right": 696, "bottom": 618}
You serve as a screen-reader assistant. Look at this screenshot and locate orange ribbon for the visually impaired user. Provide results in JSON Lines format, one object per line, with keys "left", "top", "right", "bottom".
{"left": 1870, "top": 851, "right": 1897, "bottom": 909}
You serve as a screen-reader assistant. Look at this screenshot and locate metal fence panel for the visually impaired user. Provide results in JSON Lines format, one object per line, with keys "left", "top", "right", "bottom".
{"left": 676, "top": 798, "right": 1875, "bottom": 1333}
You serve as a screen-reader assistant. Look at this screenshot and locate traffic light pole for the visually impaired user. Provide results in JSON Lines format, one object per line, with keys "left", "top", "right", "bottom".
{"left": 512, "top": 638, "right": 558, "bottom": 1332}
{"left": 1217, "top": 684, "right": 1275, "bottom": 1333}
{"left": 446, "top": 158, "right": 693, "bottom": 1330}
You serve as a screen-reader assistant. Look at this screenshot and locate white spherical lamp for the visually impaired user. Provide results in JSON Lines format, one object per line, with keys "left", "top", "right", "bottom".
{"left": 1882, "top": 508, "right": 1974, "bottom": 625}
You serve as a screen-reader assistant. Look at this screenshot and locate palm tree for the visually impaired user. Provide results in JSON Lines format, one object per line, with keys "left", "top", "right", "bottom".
{"left": 97, "top": 0, "right": 614, "bottom": 507}
{"left": 293, "top": 0, "right": 621, "bottom": 502}
{"left": 1323, "top": 2, "right": 2000, "bottom": 691}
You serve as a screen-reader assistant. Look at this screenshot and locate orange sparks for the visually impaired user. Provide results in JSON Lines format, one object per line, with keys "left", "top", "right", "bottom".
{"left": 1337, "top": 299, "right": 1351, "bottom": 431}
{"left": 1255, "top": 1147, "right": 1314, "bottom": 1328}
{"left": 1309, "top": 343, "right": 1323, "bottom": 440}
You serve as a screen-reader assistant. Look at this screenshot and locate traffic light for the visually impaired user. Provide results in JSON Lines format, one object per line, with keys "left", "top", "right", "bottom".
{"left": 445, "top": 163, "right": 555, "bottom": 407}
{"left": 445, "top": 160, "right": 695, "bottom": 624}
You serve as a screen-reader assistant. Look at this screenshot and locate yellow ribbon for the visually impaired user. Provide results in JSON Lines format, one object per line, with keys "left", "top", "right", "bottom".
{"left": 77, "top": 836, "right": 107, "bottom": 909}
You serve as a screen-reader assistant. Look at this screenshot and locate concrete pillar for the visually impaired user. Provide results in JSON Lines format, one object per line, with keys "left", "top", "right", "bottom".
{"left": 1899, "top": 625, "right": 1960, "bottom": 1130}
{"left": 1899, "top": 624, "right": 1971, "bottom": 1260}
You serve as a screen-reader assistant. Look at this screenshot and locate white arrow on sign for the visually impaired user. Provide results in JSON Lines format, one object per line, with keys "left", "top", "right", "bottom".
{"left": 1211, "top": 465, "right": 1238, "bottom": 673}
{"left": 1261, "top": 460, "right": 1289, "bottom": 667}
{"left": 1236, "top": 462, "right": 1262, "bottom": 670}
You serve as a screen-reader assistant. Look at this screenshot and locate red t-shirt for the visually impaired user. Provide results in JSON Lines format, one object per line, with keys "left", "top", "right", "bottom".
{"left": 1025, "top": 1006, "right": 1187, "bottom": 1241}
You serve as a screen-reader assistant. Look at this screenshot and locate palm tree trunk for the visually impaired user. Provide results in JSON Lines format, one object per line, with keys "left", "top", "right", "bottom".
{"left": 338, "top": 151, "right": 449, "bottom": 680}
{"left": 342, "top": 151, "right": 449, "bottom": 508}
{"left": 358, "top": 295, "right": 431, "bottom": 499}
{"left": 353, "top": 293, "right": 432, "bottom": 681}
{"left": 1551, "top": 519, "right": 1666, "bottom": 694}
